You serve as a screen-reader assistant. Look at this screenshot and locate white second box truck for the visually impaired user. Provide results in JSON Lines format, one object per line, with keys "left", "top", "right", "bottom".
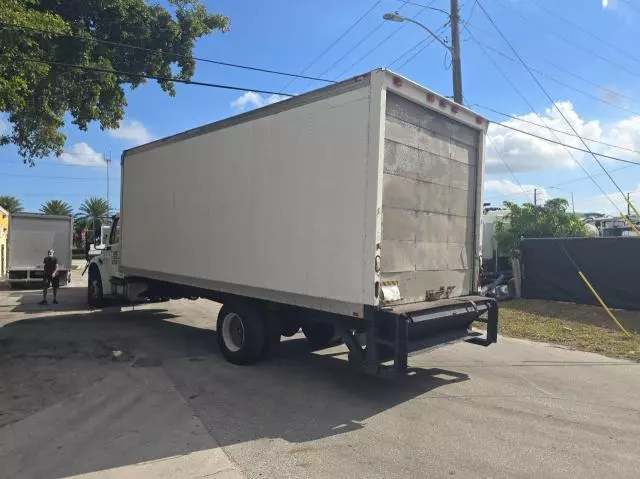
{"left": 88, "top": 69, "right": 497, "bottom": 376}
{"left": 8, "top": 213, "right": 73, "bottom": 288}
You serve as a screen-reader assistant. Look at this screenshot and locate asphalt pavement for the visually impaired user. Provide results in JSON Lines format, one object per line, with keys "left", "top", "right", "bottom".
{"left": 0, "top": 285, "right": 639, "bottom": 478}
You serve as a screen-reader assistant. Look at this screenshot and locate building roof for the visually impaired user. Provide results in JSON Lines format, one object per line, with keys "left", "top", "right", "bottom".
{"left": 0, "top": 205, "right": 9, "bottom": 217}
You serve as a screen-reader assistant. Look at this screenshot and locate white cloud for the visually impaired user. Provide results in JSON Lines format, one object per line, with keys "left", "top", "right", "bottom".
{"left": 230, "top": 92, "right": 286, "bottom": 113}
{"left": 602, "top": 0, "right": 609, "bottom": 8}
{"left": 108, "top": 119, "right": 153, "bottom": 145}
{"left": 484, "top": 179, "right": 549, "bottom": 204}
{"left": 58, "top": 142, "right": 107, "bottom": 167}
{"left": 486, "top": 101, "right": 603, "bottom": 174}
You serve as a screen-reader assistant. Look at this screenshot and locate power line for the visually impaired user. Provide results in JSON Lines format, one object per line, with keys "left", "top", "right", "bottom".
{"left": 398, "top": 25, "right": 446, "bottom": 70}
{"left": 333, "top": 1, "right": 439, "bottom": 80}
{"left": 388, "top": 22, "right": 448, "bottom": 69}
{"left": 529, "top": 0, "right": 640, "bottom": 66}
{"left": 489, "top": 109, "right": 640, "bottom": 167}
{"left": 397, "top": 1, "right": 451, "bottom": 14}
{"left": 487, "top": 141, "right": 535, "bottom": 203}
{"left": 397, "top": 35, "right": 440, "bottom": 69}
{"left": 483, "top": 164, "right": 636, "bottom": 201}
{"left": 314, "top": 23, "right": 387, "bottom": 80}
{"left": 389, "top": 38, "right": 430, "bottom": 68}
{"left": 281, "top": 0, "right": 383, "bottom": 91}
{"left": 463, "top": 30, "right": 640, "bottom": 116}
{"left": 553, "top": 165, "right": 636, "bottom": 188}
{"left": 4, "top": 55, "right": 294, "bottom": 97}
{"left": 0, "top": 21, "right": 334, "bottom": 84}
{"left": 0, "top": 173, "right": 117, "bottom": 181}
{"left": 465, "top": 22, "right": 628, "bottom": 218}
{"left": 542, "top": 58, "right": 640, "bottom": 106}
{"left": 474, "top": 1, "right": 638, "bottom": 218}
{"left": 493, "top": 0, "right": 640, "bottom": 79}
{"left": 0, "top": 159, "right": 109, "bottom": 169}
{"left": 619, "top": 0, "right": 640, "bottom": 13}
{"left": 463, "top": 21, "right": 640, "bottom": 107}
{"left": 476, "top": 104, "right": 640, "bottom": 157}
{"left": 312, "top": 1, "right": 419, "bottom": 83}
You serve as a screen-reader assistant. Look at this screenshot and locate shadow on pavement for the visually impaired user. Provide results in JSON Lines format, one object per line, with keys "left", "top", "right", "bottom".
{"left": 0, "top": 305, "right": 469, "bottom": 478}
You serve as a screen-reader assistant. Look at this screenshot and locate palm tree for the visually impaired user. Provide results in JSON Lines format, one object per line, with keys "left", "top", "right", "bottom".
{"left": 76, "top": 197, "right": 111, "bottom": 243}
{"left": 73, "top": 217, "right": 90, "bottom": 249}
{"left": 0, "top": 196, "right": 23, "bottom": 214}
{"left": 40, "top": 200, "right": 73, "bottom": 216}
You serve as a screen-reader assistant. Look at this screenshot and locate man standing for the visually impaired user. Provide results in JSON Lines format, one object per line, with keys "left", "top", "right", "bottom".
{"left": 40, "top": 248, "right": 59, "bottom": 305}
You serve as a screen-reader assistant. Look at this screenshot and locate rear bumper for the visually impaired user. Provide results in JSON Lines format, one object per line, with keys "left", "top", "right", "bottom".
{"left": 337, "top": 295, "right": 498, "bottom": 377}
{"left": 400, "top": 295, "right": 498, "bottom": 347}
{"left": 8, "top": 270, "right": 70, "bottom": 286}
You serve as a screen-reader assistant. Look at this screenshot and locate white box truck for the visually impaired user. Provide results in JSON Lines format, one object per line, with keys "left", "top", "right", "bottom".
{"left": 88, "top": 69, "right": 497, "bottom": 376}
{"left": 8, "top": 213, "right": 73, "bottom": 288}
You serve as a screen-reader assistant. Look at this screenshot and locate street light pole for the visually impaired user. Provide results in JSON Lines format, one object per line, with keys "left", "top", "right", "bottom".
{"left": 450, "top": 0, "right": 463, "bottom": 104}
{"left": 383, "top": 0, "right": 463, "bottom": 103}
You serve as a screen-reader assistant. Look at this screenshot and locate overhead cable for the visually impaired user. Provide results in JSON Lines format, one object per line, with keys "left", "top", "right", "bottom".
{"left": 4, "top": 55, "right": 294, "bottom": 97}
{"left": 475, "top": 0, "right": 640, "bottom": 221}
{"left": 0, "top": 21, "right": 334, "bottom": 84}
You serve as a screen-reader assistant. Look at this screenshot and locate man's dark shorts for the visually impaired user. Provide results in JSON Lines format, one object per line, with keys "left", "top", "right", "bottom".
{"left": 44, "top": 275, "right": 60, "bottom": 289}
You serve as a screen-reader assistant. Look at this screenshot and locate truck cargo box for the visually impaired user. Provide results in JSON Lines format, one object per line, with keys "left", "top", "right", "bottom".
{"left": 120, "top": 69, "right": 487, "bottom": 318}
{"left": 8, "top": 213, "right": 73, "bottom": 286}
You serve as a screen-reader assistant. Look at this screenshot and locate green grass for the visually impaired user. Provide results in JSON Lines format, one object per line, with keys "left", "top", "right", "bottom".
{"left": 477, "top": 299, "right": 640, "bottom": 362}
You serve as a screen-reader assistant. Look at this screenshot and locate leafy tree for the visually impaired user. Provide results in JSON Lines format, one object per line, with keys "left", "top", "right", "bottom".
{"left": 1, "top": 0, "right": 229, "bottom": 165}
{"left": 0, "top": 195, "right": 23, "bottom": 213}
{"left": 40, "top": 199, "right": 73, "bottom": 215}
{"left": 73, "top": 217, "right": 89, "bottom": 249}
{"left": 76, "top": 197, "right": 111, "bottom": 242}
{"left": 494, "top": 198, "right": 589, "bottom": 258}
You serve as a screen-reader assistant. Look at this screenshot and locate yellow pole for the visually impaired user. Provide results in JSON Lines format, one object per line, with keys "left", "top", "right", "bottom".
{"left": 577, "top": 271, "right": 630, "bottom": 337}
{"left": 620, "top": 213, "right": 640, "bottom": 237}
{"left": 627, "top": 199, "right": 640, "bottom": 219}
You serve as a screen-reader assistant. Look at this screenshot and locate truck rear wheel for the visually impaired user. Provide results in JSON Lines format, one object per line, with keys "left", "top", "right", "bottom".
{"left": 217, "top": 303, "right": 266, "bottom": 365}
{"left": 87, "top": 268, "right": 103, "bottom": 307}
{"left": 302, "top": 322, "right": 336, "bottom": 350}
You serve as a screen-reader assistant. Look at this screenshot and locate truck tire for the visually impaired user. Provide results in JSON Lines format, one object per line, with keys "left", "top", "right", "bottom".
{"left": 87, "top": 268, "right": 103, "bottom": 307}
{"left": 302, "top": 322, "right": 336, "bottom": 350}
{"left": 216, "top": 303, "right": 266, "bottom": 365}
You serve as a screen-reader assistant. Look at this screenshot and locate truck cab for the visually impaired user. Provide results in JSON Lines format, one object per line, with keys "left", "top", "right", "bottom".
{"left": 87, "top": 216, "right": 124, "bottom": 305}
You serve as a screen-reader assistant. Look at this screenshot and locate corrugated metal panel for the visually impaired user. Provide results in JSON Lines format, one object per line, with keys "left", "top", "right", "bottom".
{"left": 381, "top": 93, "right": 479, "bottom": 303}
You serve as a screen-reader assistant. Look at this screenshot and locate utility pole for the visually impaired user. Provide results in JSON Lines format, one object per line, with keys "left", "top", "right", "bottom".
{"left": 383, "top": 2, "right": 463, "bottom": 103}
{"left": 571, "top": 191, "right": 575, "bottom": 214}
{"left": 106, "top": 151, "right": 112, "bottom": 207}
{"left": 534, "top": 188, "right": 538, "bottom": 206}
{"left": 450, "top": 0, "right": 463, "bottom": 104}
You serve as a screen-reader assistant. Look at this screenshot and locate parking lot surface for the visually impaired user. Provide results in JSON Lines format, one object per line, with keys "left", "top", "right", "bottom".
{"left": 1, "top": 285, "right": 639, "bottom": 478}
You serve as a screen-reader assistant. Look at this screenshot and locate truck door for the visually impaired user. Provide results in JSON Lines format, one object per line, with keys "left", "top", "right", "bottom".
{"left": 102, "top": 218, "right": 122, "bottom": 280}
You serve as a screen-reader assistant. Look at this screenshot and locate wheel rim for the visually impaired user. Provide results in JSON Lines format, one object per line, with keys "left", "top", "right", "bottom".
{"left": 222, "top": 313, "right": 245, "bottom": 352}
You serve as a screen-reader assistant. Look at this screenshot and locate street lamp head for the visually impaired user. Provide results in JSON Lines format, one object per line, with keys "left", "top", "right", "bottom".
{"left": 383, "top": 12, "right": 405, "bottom": 22}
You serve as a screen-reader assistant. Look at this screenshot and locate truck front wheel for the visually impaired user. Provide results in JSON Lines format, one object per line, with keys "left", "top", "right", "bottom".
{"left": 216, "top": 303, "right": 266, "bottom": 365}
{"left": 87, "top": 268, "right": 103, "bottom": 307}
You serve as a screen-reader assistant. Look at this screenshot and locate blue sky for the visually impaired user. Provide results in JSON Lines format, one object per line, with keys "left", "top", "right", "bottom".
{"left": 2, "top": 0, "right": 640, "bottom": 214}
